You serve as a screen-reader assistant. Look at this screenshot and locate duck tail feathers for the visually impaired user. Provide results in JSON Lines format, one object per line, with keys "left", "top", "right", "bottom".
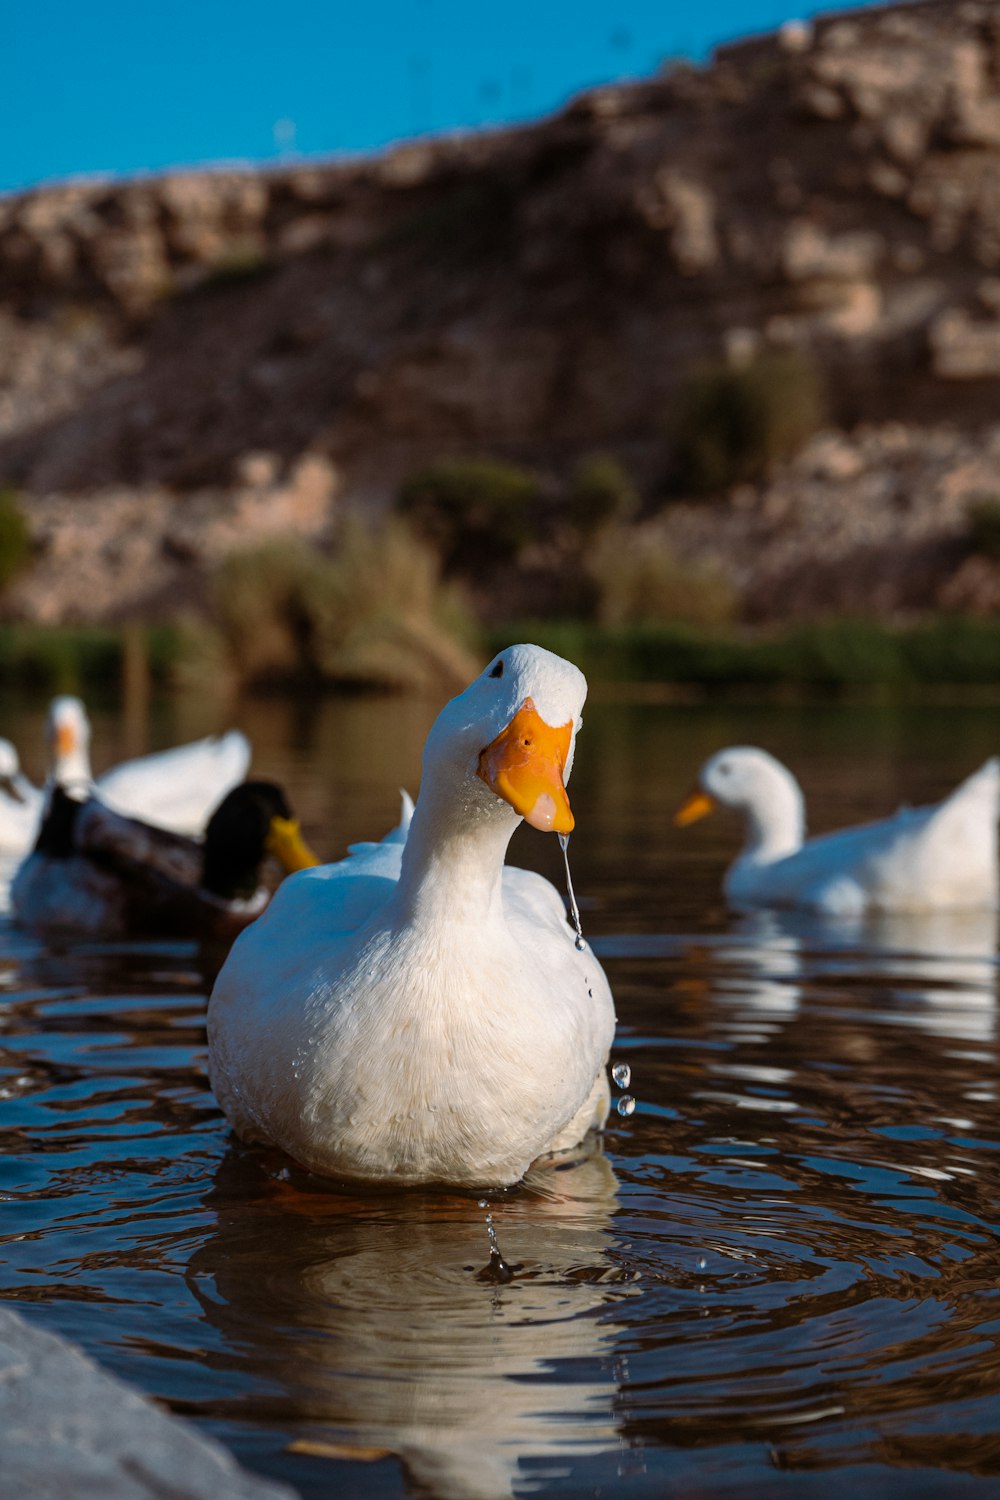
{"left": 346, "top": 791, "right": 414, "bottom": 858}
{"left": 960, "top": 756, "right": 1000, "bottom": 802}
{"left": 383, "top": 789, "right": 414, "bottom": 845}
{"left": 931, "top": 756, "right": 1000, "bottom": 825}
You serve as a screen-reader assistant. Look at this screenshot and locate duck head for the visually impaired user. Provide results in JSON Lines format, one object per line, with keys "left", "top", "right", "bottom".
{"left": 47, "top": 696, "right": 91, "bottom": 788}
{"left": 675, "top": 745, "right": 805, "bottom": 860}
{"left": 202, "top": 781, "right": 320, "bottom": 900}
{"left": 422, "top": 643, "right": 587, "bottom": 836}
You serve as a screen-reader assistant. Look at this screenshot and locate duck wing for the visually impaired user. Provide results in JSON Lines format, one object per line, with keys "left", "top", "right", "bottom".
{"left": 96, "top": 731, "right": 251, "bottom": 835}
{"left": 75, "top": 800, "right": 204, "bottom": 886}
{"left": 79, "top": 799, "right": 271, "bottom": 941}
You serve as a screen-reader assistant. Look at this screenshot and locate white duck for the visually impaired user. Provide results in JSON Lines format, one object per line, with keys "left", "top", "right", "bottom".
{"left": 47, "top": 696, "right": 251, "bottom": 836}
{"left": 208, "top": 643, "right": 616, "bottom": 1188}
{"left": 0, "top": 699, "right": 252, "bottom": 858}
{"left": 676, "top": 746, "right": 1000, "bottom": 916}
{"left": 0, "top": 738, "right": 45, "bottom": 856}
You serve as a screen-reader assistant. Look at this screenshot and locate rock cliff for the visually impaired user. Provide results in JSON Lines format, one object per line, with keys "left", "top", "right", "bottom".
{"left": 5, "top": 0, "right": 1000, "bottom": 623}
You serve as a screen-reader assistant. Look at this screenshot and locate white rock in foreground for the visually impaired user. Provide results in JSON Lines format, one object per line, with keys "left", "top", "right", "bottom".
{"left": 0, "top": 1306, "right": 295, "bottom": 1500}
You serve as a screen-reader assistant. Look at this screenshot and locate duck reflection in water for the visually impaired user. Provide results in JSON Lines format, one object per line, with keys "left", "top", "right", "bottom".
{"left": 722, "top": 906, "right": 999, "bottom": 1044}
{"left": 186, "top": 1138, "right": 638, "bottom": 1500}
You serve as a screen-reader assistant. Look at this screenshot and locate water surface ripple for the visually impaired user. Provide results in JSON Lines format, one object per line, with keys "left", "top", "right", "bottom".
{"left": 1, "top": 698, "right": 1000, "bottom": 1498}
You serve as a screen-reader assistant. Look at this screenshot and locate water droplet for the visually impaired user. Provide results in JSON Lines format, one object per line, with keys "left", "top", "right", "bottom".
{"left": 612, "top": 1062, "right": 631, "bottom": 1090}
{"left": 616, "top": 1095, "right": 636, "bottom": 1117}
{"left": 477, "top": 1248, "right": 515, "bottom": 1284}
{"left": 476, "top": 1200, "right": 516, "bottom": 1281}
{"left": 697, "top": 1255, "right": 707, "bottom": 1270}
{"left": 558, "top": 832, "right": 586, "bottom": 950}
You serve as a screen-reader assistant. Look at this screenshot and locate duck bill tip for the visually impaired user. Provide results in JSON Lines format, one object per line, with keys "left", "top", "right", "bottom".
{"left": 674, "top": 789, "right": 716, "bottom": 828}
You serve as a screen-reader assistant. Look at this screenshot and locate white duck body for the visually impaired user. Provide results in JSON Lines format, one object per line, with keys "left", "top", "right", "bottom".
{"left": 48, "top": 696, "right": 251, "bottom": 836}
{"left": 208, "top": 644, "right": 616, "bottom": 1188}
{"left": 0, "top": 739, "right": 44, "bottom": 856}
{"left": 684, "top": 747, "right": 1000, "bottom": 917}
{"left": 95, "top": 729, "right": 251, "bottom": 835}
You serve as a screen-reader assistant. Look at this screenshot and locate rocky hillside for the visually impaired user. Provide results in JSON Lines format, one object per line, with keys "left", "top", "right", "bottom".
{"left": 5, "top": 0, "right": 1000, "bottom": 623}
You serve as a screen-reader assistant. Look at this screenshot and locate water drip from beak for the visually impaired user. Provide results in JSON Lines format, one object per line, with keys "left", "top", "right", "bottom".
{"left": 558, "top": 833, "right": 586, "bottom": 950}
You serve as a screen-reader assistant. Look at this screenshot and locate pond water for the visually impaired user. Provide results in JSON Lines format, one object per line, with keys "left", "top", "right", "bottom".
{"left": 2, "top": 690, "right": 1000, "bottom": 1499}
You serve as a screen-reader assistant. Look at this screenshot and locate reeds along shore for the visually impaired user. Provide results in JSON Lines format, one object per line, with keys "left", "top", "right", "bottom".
{"left": 11, "top": 614, "right": 1000, "bottom": 703}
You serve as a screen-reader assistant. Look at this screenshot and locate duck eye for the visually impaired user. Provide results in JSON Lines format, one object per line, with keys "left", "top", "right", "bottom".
{"left": 489, "top": 659, "right": 504, "bottom": 679}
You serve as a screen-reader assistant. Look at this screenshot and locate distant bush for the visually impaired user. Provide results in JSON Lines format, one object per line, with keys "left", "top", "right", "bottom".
{"left": 566, "top": 454, "right": 639, "bottom": 536}
{"left": 587, "top": 527, "right": 739, "bottom": 629}
{"left": 213, "top": 522, "right": 479, "bottom": 692}
{"left": 201, "top": 243, "right": 273, "bottom": 290}
{"left": 902, "top": 615, "right": 1000, "bottom": 684}
{"left": 483, "top": 615, "right": 1000, "bottom": 693}
{"left": 669, "top": 349, "right": 824, "bottom": 494}
{"left": 966, "top": 497, "right": 1000, "bottom": 561}
{"left": 0, "top": 490, "right": 31, "bottom": 591}
{"left": 213, "top": 538, "right": 326, "bottom": 683}
{"left": 397, "top": 458, "right": 544, "bottom": 574}
{"left": 0, "top": 623, "right": 188, "bottom": 694}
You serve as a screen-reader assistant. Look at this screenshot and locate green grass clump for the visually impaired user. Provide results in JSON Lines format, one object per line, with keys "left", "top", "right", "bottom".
{"left": 0, "top": 491, "right": 31, "bottom": 592}
{"left": 397, "top": 458, "right": 544, "bottom": 573}
{"left": 213, "top": 522, "right": 479, "bottom": 692}
{"left": 484, "top": 615, "right": 1000, "bottom": 694}
{"left": 0, "top": 623, "right": 183, "bottom": 693}
{"left": 567, "top": 455, "right": 639, "bottom": 535}
{"left": 669, "top": 349, "right": 824, "bottom": 495}
{"left": 901, "top": 616, "right": 1000, "bottom": 683}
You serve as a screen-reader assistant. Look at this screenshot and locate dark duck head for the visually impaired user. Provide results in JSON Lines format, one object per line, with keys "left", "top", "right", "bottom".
{"left": 201, "top": 781, "right": 319, "bottom": 901}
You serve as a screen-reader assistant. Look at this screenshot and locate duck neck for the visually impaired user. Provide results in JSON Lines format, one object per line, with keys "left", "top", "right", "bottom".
{"left": 52, "top": 747, "right": 91, "bottom": 794}
{"left": 393, "top": 774, "right": 517, "bottom": 930}
{"left": 739, "top": 773, "right": 805, "bottom": 864}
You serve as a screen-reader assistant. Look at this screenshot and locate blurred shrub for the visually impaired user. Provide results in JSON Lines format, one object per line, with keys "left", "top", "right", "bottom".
{"left": 0, "top": 626, "right": 118, "bottom": 692}
{"left": 397, "top": 458, "right": 543, "bottom": 573}
{"left": 669, "top": 349, "right": 824, "bottom": 494}
{"left": 776, "top": 618, "right": 907, "bottom": 686}
{"left": 902, "top": 615, "right": 1000, "bottom": 683}
{"left": 0, "top": 490, "right": 31, "bottom": 591}
{"left": 587, "top": 527, "right": 739, "bottom": 629}
{"left": 213, "top": 522, "right": 479, "bottom": 692}
{"left": 566, "top": 454, "right": 639, "bottom": 536}
{"left": 484, "top": 615, "right": 1000, "bottom": 691}
{"left": 966, "top": 497, "right": 1000, "bottom": 561}
{"left": 213, "top": 538, "right": 326, "bottom": 683}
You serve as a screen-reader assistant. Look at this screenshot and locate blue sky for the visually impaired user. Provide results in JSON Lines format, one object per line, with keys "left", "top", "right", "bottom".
{"left": 5, "top": 0, "right": 878, "bottom": 193}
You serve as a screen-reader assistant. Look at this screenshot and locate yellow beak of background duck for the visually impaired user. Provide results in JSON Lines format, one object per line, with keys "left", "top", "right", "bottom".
{"left": 674, "top": 789, "right": 717, "bottom": 827}
{"left": 266, "top": 815, "right": 321, "bottom": 872}
{"left": 55, "top": 723, "right": 76, "bottom": 758}
{"left": 477, "top": 697, "right": 575, "bottom": 834}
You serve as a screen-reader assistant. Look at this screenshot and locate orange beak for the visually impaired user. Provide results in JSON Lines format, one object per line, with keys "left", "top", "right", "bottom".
{"left": 674, "top": 789, "right": 716, "bottom": 827}
{"left": 477, "top": 697, "right": 575, "bottom": 833}
{"left": 55, "top": 724, "right": 76, "bottom": 758}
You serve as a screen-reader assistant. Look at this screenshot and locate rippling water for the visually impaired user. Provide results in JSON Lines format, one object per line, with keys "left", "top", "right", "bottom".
{"left": 2, "top": 694, "right": 1000, "bottom": 1498}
